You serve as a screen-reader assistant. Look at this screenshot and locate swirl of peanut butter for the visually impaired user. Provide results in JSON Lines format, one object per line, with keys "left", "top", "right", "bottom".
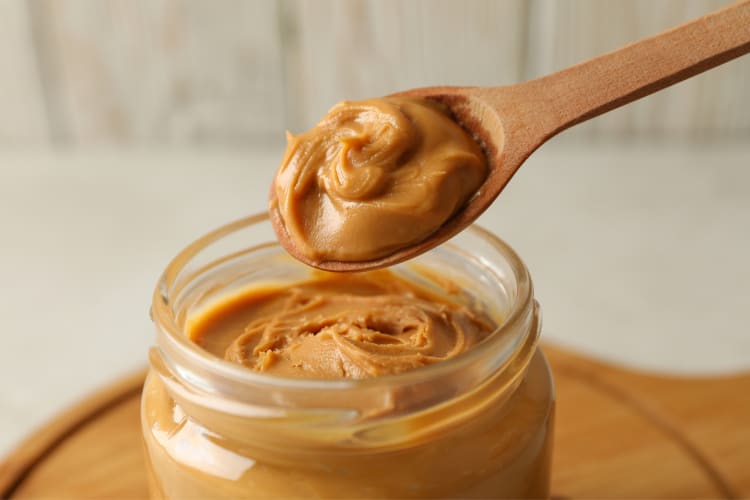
{"left": 192, "top": 271, "right": 495, "bottom": 379}
{"left": 271, "top": 97, "right": 488, "bottom": 263}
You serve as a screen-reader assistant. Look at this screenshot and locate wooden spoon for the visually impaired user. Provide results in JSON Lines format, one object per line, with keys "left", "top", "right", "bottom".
{"left": 271, "top": 0, "right": 750, "bottom": 272}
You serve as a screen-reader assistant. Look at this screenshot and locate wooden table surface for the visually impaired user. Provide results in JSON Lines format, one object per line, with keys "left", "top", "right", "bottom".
{"left": 1, "top": 344, "right": 749, "bottom": 499}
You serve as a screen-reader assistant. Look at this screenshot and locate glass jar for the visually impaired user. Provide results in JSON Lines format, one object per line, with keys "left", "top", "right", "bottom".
{"left": 142, "top": 213, "right": 554, "bottom": 498}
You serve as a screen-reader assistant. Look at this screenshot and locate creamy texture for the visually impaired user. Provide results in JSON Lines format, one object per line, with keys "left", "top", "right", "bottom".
{"left": 190, "top": 270, "right": 495, "bottom": 379}
{"left": 271, "top": 97, "right": 487, "bottom": 263}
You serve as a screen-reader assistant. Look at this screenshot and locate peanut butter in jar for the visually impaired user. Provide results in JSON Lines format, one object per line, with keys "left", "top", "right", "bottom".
{"left": 142, "top": 214, "right": 554, "bottom": 498}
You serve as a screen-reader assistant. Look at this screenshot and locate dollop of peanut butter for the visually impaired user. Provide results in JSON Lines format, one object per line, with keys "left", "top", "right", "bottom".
{"left": 190, "top": 271, "right": 495, "bottom": 379}
{"left": 271, "top": 97, "right": 487, "bottom": 263}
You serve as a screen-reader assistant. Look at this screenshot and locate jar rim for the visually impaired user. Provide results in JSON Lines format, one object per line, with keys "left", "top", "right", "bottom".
{"left": 151, "top": 213, "right": 535, "bottom": 392}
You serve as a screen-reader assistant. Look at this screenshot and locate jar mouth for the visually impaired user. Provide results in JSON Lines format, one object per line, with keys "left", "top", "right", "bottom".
{"left": 151, "top": 213, "right": 536, "bottom": 393}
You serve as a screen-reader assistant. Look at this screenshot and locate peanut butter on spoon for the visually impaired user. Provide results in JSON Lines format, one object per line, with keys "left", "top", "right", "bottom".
{"left": 270, "top": 1, "right": 750, "bottom": 271}
{"left": 270, "top": 97, "right": 487, "bottom": 264}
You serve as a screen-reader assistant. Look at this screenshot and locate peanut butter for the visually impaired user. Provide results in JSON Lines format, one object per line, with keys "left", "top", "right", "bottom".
{"left": 270, "top": 97, "right": 487, "bottom": 263}
{"left": 143, "top": 216, "right": 554, "bottom": 498}
{"left": 190, "top": 270, "right": 495, "bottom": 379}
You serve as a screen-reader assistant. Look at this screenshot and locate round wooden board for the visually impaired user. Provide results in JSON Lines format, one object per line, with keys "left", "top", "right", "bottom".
{"left": 2, "top": 344, "right": 749, "bottom": 499}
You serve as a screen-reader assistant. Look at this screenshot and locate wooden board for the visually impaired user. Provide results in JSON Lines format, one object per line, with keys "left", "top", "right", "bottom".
{"left": 1, "top": 344, "right": 749, "bottom": 498}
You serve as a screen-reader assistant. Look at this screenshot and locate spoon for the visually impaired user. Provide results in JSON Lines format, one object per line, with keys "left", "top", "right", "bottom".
{"left": 271, "top": 0, "right": 750, "bottom": 272}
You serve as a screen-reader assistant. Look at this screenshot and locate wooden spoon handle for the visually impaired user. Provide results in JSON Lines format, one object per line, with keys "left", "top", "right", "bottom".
{"left": 501, "top": 0, "right": 750, "bottom": 140}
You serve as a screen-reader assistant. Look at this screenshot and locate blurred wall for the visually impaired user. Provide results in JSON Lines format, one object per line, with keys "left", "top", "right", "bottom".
{"left": 1, "top": 0, "right": 747, "bottom": 148}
